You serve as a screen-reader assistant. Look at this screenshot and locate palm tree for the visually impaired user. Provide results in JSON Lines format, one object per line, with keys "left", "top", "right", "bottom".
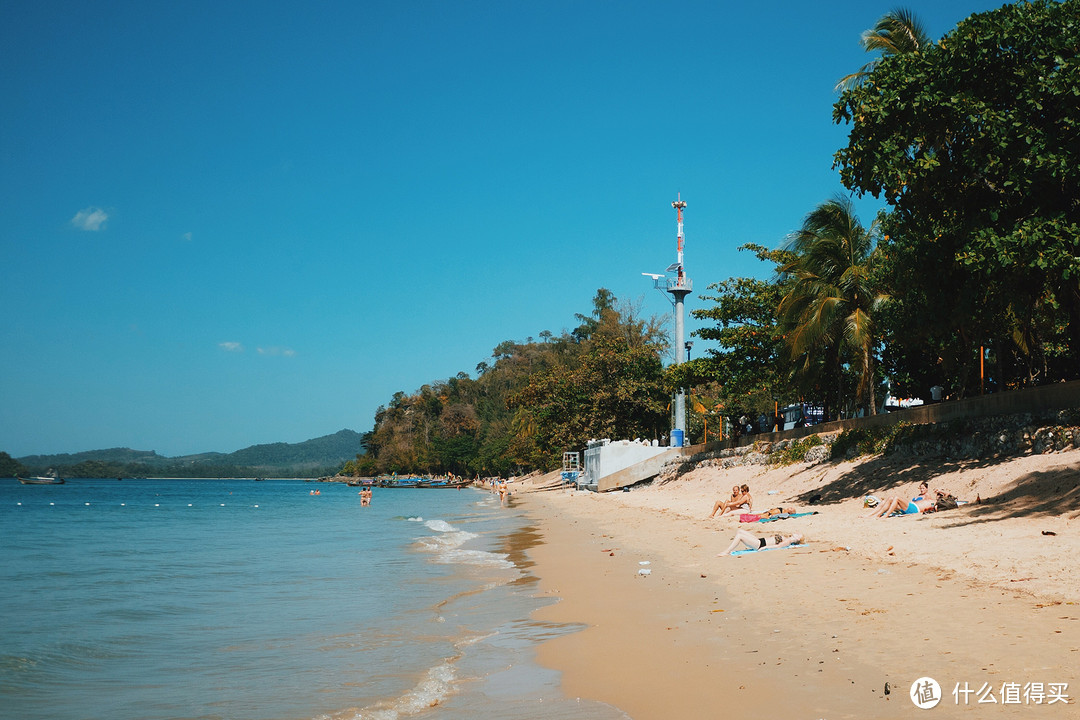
{"left": 778, "top": 195, "right": 887, "bottom": 416}
{"left": 836, "top": 8, "right": 932, "bottom": 91}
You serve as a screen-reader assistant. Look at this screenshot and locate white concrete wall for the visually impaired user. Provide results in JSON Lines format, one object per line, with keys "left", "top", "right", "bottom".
{"left": 583, "top": 441, "right": 669, "bottom": 486}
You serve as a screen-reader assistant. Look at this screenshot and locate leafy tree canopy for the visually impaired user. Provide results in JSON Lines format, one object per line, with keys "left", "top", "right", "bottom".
{"left": 833, "top": 0, "right": 1080, "bottom": 391}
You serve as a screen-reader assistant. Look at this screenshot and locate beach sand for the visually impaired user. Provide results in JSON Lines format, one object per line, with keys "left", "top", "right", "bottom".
{"left": 516, "top": 448, "right": 1080, "bottom": 718}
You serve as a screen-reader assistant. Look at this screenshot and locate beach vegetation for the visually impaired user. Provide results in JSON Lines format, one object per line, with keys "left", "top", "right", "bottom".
{"left": 679, "top": 244, "right": 800, "bottom": 422}
{"left": 769, "top": 434, "right": 825, "bottom": 466}
{"left": 778, "top": 194, "right": 887, "bottom": 418}
{"left": 834, "top": 0, "right": 1080, "bottom": 396}
{"left": 835, "top": 7, "right": 932, "bottom": 92}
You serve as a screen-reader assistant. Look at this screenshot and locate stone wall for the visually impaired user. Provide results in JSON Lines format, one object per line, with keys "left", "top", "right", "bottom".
{"left": 655, "top": 407, "right": 1080, "bottom": 485}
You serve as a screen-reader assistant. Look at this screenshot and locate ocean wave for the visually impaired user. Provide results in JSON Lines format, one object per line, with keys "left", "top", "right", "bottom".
{"left": 415, "top": 520, "right": 513, "bottom": 569}
{"left": 321, "top": 658, "right": 459, "bottom": 720}
{"left": 422, "top": 519, "right": 460, "bottom": 534}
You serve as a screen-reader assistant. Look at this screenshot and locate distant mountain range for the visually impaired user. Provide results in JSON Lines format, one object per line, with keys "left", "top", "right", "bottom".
{"left": 14, "top": 429, "right": 364, "bottom": 478}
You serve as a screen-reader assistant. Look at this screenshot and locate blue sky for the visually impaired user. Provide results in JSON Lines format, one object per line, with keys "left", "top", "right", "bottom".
{"left": 1, "top": 0, "right": 1006, "bottom": 457}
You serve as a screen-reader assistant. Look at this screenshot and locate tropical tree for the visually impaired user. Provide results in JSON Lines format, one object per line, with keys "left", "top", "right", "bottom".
{"left": 680, "top": 244, "right": 797, "bottom": 421}
{"left": 834, "top": 0, "right": 1080, "bottom": 392}
{"left": 836, "top": 7, "right": 931, "bottom": 91}
{"left": 778, "top": 195, "right": 886, "bottom": 416}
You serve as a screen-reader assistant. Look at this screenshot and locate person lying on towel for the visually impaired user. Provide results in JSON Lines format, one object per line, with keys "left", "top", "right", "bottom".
{"left": 718, "top": 529, "right": 804, "bottom": 556}
{"left": 757, "top": 506, "right": 800, "bottom": 519}
{"left": 863, "top": 481, "right": 940, "bottom": 519}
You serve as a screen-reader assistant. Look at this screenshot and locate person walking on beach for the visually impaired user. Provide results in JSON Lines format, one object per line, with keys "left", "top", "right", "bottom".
{"left": 718, "top": 529, "right": 804, "bottom": 555}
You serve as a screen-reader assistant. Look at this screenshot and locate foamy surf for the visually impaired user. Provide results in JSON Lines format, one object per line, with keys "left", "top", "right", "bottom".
{"left": 321, "top": 658, "right": 459, "bottom": 720}
{"left": 415, "top": 519, "right": 514, "bottom": 569}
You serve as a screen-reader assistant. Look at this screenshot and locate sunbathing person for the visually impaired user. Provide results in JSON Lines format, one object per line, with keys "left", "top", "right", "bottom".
{"left": 864, "top": 481, "right": 939, "bottom": 519}
{"left": 710, "top": 484, "right": 752, "bottom": 518}
{"left": 756, "top": 506, "right": 800, "bottom": 519}
{"left": 718, "top": 529, "right": 804, "bottom": 556}
{"left": 709, "top": 485, "right": 741, "bottom": 518}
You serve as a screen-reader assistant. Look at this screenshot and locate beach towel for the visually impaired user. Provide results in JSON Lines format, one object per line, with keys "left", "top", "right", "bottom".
{"left": 755, "top": 511, "right": 818, "bottom": 523}
{"left": 739, "top": 513, "right": 761, "bottom": 523}
{"left": 731, "top": 543, "right": 805, "bottom": 556}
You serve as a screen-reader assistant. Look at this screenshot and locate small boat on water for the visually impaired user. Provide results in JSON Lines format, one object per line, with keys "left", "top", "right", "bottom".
{"left": 18, "top": 475, "right": 66, "bottom": 485}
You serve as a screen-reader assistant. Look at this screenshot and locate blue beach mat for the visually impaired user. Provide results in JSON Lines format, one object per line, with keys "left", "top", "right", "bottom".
{"left": 755, "top": 511, "right": 818, "bottom": 523}
{"left": 730, "top": 543, "right": 806, "bottom": 556}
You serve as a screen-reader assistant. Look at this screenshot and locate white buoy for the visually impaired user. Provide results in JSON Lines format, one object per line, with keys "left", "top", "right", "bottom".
{"left": 220, "top": 503, "right": 225, "bottom": 507}
{"left": 121, "top": 503, "right": 126, "bottom": 506}
{"left": 50, "top": 502, "right": 55, "bottom": 506}
{"left": 154, "top": 503, "right": 160, "bottom": 507}
{"left": 188, "top": 503, "right": 192, "bottom": 507}
{"left": 253, "top": 504, "right": 259, "bottom": 508}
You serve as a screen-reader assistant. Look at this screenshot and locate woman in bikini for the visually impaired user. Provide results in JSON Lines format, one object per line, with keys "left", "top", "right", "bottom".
{"left": 863, "top": 481, "right": 938, "bottom": 519}
{"left": 709, "top": 485, "right": 741, "bottom": 518}
{"left": 710, "top": 484, "right": 753, "bottom": 518}
{"left": 718, "top": 529, "right": 804, "bottom": 556}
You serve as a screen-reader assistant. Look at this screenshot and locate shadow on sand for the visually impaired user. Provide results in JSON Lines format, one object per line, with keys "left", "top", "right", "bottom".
{"left": 792, "top": 453, "right": 1080, "bottom": 523}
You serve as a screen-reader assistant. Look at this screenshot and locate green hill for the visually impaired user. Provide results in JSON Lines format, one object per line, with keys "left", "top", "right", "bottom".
{"left": 14, "top": 430, "right": 364, "bottom": 478}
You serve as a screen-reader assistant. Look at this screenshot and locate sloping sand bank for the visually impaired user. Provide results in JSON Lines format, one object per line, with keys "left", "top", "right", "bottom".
{"left": 518, "top": 449, "right": 1079, "bottom": 719}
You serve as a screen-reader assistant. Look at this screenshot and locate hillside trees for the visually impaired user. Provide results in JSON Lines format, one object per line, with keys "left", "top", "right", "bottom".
{"left": 0, "top": 451, "right": 27, "bottom": 478}
{"left": 509, "top": 292, "right": 668, "bottom": 468}
{"left": 363, "top": 289, "right": 669, "bottom": 475}
{"left": 834, "top": 0, "right": 1080, "bottom": 394}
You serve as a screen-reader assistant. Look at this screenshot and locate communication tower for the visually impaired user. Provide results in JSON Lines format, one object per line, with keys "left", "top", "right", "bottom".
{"left": 642, "top": 195, "right": 693, "bottom": 445}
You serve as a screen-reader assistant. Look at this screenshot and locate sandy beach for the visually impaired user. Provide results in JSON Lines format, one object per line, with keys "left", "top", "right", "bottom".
{"left": 516, "top": 447, "right": 1079, "bottom": 718}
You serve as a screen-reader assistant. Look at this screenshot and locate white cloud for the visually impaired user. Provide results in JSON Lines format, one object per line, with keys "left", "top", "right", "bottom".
{"left": 257, "top": 346, "right": 296, "bottom": 357}
{"left": 71, "top": 207, "right": 109, "bottom": 231}
{"left": 182, "top": 232, "right": 192, "bottom": 242}
{"left": 219, "top": 341, "right": 244, "bottom": 352}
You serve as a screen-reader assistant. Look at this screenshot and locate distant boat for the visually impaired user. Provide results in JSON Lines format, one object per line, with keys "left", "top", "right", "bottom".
{"left": 18, "top": 476, "right": 66, "bottom": 485}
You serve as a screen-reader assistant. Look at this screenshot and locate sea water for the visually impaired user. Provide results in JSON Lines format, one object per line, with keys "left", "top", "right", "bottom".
{"left": 0, "top": 479, "right": 627, "bottom": 720}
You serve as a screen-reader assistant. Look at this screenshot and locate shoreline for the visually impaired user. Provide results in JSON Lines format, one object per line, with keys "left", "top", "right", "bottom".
{"left": 517, "top": 450, "right": 1079, "bottom": 718}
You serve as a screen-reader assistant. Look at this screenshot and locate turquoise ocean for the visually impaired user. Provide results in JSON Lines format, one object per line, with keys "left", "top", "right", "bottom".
{"left": 0, "top": 478, "right": 628, "bottom": 720}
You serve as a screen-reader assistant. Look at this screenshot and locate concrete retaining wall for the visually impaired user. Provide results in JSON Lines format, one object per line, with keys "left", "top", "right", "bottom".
{"left": 689, "top": 380, "right": 1080, "bottom": 456}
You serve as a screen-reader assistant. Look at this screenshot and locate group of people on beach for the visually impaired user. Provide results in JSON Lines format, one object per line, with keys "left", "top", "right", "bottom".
{"left": 709, "top": 484, "right": 752, "bottom": 518}
{"left": 711, "top": 478, "right": 957, "bottom": 556}
{"left": 709, "top": 484, "right": 806, "bottom": 555}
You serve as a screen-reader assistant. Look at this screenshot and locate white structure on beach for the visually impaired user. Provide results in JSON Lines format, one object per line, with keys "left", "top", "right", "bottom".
{"left": 580, "top": 438, "right": 670, "bottom": 490}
